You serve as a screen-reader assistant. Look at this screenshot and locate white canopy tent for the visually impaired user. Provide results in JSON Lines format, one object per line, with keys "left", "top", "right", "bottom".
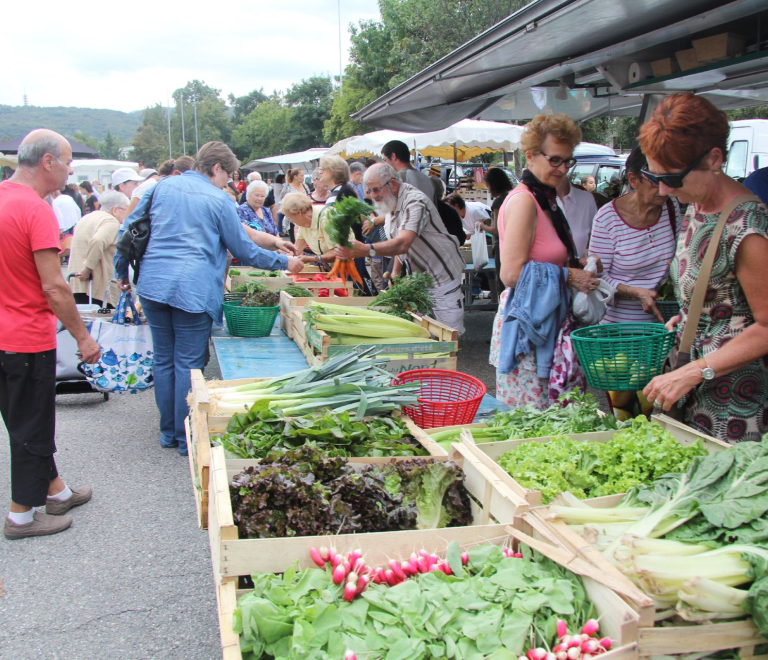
{"left": 326, "top": 135, "right": 365, "bottom": 158}
{"left": 344, "top": 119, "right": 524, "bottom": 160}
{"left": 67, "top": 159, "right": 140, "bottom": 186}
{"left": 243, "top": 148, "right": 328, "bottom": 173}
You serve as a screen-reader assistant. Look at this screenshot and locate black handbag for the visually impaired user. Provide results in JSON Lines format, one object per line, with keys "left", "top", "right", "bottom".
{"left": 116, "top": 186, "right": 158, "bottom": 284}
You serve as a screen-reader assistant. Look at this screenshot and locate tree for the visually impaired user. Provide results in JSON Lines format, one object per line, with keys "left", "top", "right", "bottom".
{"left": 72, "top": 130, "right": 100, "bottom": 152}
{"left": 284, "top": 76, "right": 334, "bottom": 151}
{"left": 229, "top": 89, "right": 269, "bottom": 126}
{"left": 170, "top": 80, "right": 232, "bottom": 157}
{"left": 131, "top": 104, "right": 170, "bottom": 167}
{"left": 231, "top": 101, "right": 295, "bottom": 161}
{"left": 100, "top": 131, "right": 122, "bottom": 160}
{"left": 324, "top": 1, "right": 533, "bottom": 143}
{"left": 728, "top": 104, "right": 768, "bottom": 120}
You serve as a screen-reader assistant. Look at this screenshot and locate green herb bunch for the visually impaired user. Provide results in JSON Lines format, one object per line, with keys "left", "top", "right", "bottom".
{"left": 324, "top": 196, "right": 375, "bottom": 248}
{"left": 372, "top": 272, "right": 435, "bottom": 319}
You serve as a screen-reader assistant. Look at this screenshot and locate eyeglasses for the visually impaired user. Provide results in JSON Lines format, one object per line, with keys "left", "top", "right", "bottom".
{"left": 539, "top": 151, "right": 577, "bottom": 169}
{"left": 640, "top": 151, "right": 709, "bottom": 188}
{"left": 364, "top": 180, "right": 392, "bottom": 196}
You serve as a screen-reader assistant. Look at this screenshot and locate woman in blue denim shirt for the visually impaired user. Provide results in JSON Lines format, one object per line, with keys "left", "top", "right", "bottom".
{"left": 237, "top": 180, "right": 278, "bottom": 235}
{"left": 115, "top": 142, "right": 303, "bottom": 456}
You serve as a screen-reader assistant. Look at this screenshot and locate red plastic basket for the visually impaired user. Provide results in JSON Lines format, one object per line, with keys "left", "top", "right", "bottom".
{"left": 392, "top": 369, "right": 487, "bottom": 429}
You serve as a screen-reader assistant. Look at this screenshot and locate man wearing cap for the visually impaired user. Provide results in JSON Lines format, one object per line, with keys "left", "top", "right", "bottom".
{"left": 111, "top": 167, "right": 144, "bottom": 201}
{"left": 126, "top": 168, "right": 160, "bottom": 214}
{"left": 428, "top": 164, "right": 446, "bottom": 197}
{"left": 0, "top": 129, "right": 101, "bottom": 540}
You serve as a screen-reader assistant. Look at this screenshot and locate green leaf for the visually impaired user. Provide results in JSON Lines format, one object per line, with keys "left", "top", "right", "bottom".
{"left": 447, "top": 540, "right": 465, "bottom": 579}
{"left": 385, "top": 638, "right": 427, "bottom": 660}
{"left": 499, "top": 610, "right": 534, "bottom": 655}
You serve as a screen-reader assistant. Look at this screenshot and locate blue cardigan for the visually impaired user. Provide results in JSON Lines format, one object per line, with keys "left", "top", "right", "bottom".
{"left": 498, "top": 261, "right": 570, "bottom": 378}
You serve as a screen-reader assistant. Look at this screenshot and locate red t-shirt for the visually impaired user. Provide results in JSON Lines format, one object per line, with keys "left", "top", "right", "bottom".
{"left": 0, "top": 181, "right": 61, "bottom": 352}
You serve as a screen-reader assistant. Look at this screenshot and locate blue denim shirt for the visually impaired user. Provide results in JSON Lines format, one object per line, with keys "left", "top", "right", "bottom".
{"left": 115, "top": 170, "right": 287, "bottom": 323}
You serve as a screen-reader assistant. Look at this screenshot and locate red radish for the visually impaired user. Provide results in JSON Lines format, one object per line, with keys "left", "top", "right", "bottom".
{"left": 343, "top": 582, "right": 357, "bottom": 602}
{"left": 355, "top": 574, "right": 370, "bottom": 595}
{"left": 581, "top": 620, "right": 600, "bottom": 637}
{"left": 347, "top": 571, "right": 358, "bottom": 584}
{"left": 553, "top": 644, "right": 566, "bottom": 654}
{"left": 348, "top": 549, "right": 362, "bottom": 565}
{"left": 343, "top": 561, "right": 351, "bottom": 575}
{"left": 567, "top": 638, "right": 582, "bottom": 649}
{"left": 401, "top": 560, "right": 415, "bottom": 576}
{"left": 328, "top": 547, "right": 337, "bottom": 562}
{"left": 352, "top": 559, "right": 366, "bottom": 574}
{"left": 384, "top": 569, "right": 399, "bottom": 586}
{"left": 567, "top": 647, "right": 582, "bottom": 660}
{"left": 427, "top": 554, "right": 439, "bottom": 566}
{"left": 546, "top": 654, "right": 557, "bottom": 660}
{"left": 440, "top": 562, "right": 453, "bottom": 576}
{"left": 417, "top": 556, "right": 430, "bottom": 573}
{"left": 583, "top": 655, "right": 593, "bottom": 660}
{"left": 461, "top": 552, "right": 469, "bottom": 566}
{"left": 418, "top": 549, "right": 429, "bottom": 558}
{"left": 513, "top": 553, "right": 524, "bottom": 558}
{"left": 320, "top": 546, "right": 330, "bottom": 561}
{"left": 428, "top": 564, "right": 441, "bottom": 572}
{"left": 528, "top": 648, "right": 547, "bottom": 660}
{"left": 331, "top": 554, "right": 343, "bottom": 568}
{"left": 519, "top": 656, "right": 528, "bottom": 660}
{"left": 599, "top": 639, "right": 612, "bottom": 651}
{"left": 389, "top": 560, "right": 406, "bottom": 581}
{"left": 332, "top": 564, "right": 347, "bottom": 585}
{"left": 561, "top": 636, "right": 572, "bottom": 647}
{"left": 557, "top": 620, "right": 568, "bottom": 639}
{"left": 344, "top": 651, "right": 356, "bottom": 660}
{"left": 309, "top": 548, "right": 326, "bottom": 568}
{"left": 582, "top": 640, "right": 599, "bottom": 655}
{"left": 371, "top": 571, "right": 383, "bottom": 584}
{"left": 557, "top": 653, "right": 568, "bottom": 660}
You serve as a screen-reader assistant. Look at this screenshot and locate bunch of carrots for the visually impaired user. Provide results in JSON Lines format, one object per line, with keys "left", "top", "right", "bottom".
{"left": 323, "top": 196, "right": 375, "bottom": 287}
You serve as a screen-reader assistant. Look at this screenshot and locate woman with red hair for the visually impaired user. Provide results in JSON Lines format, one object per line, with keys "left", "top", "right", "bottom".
{"left": 640, "top": 93, "right": 768, "bottom": 443}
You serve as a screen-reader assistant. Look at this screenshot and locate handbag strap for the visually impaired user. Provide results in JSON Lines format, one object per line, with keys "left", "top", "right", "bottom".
{"left": 679, "top": 194, "right": 760, "bottom": 353}
{"left": 665, "top": 198, "right": 677, "bottom": 237}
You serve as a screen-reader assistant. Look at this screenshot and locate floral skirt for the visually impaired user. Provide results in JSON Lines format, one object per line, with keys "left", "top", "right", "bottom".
{"left": 490, "top": 289, "right": 550, "bottom": 410}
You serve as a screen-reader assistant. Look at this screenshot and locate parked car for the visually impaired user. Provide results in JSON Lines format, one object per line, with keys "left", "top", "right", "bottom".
{"left": 725, "top": 120, "right": 768, "bottom": 180}
{"left": 568, "top": 155, "right": 626, "bottom": 195}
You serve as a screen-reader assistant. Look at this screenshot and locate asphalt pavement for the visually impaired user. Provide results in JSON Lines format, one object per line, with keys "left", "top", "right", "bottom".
{"left": 0, "top": 308, "right": 604, "bottom": 660}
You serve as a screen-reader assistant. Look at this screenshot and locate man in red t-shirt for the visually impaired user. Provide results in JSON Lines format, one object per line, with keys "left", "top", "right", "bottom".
{"left": 0, "top": 129, "right": 101, "bottom": 540}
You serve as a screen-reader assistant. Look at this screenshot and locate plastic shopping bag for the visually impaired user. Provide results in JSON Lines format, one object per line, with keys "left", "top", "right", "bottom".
{"left": 77, "top": 292, "right": 154, "bottom": 393}
{"left": 470, "top": 228, "right": 489, "bottom": 271}
{"left": 572, "top": 257, "right": 615, "bottom": 326}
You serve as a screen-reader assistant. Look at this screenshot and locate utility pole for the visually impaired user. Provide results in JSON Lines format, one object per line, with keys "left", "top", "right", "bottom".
{"left": 167, "top": 90, "right": 172, "bottom": 158}
{"left": 337, "top": 0, "right": 343, "bottom": 84}
{"left": 193, "top": 94, "right": 199, "bottom": 155}
{"left": 180, "top": 92, "right": 186, "bottom": 156}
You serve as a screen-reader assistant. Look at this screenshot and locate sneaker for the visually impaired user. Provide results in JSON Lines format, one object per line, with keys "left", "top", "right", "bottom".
{"left": 45, "top": 486, "right": 93, "bottom": 516}
{"left": 4, "top": 511, "right": 73, "bottom": 540}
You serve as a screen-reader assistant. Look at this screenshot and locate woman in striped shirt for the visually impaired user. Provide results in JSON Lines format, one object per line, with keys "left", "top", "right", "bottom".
{"left": 589, "top": 146, "right": 679, "bottom": 325}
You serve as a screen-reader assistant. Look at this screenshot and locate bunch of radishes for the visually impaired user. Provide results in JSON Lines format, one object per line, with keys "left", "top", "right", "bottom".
{"left": 522, "top": 619, "right": 613, "bottom": 660}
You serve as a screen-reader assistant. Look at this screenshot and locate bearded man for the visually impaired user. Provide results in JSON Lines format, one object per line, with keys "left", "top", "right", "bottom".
{"left": 334, "top": 163, "right": 465, "bottom": 333}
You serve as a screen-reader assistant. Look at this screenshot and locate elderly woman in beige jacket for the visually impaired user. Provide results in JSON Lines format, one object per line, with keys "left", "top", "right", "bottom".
{"left": 68, "top": 189, "right": 129, "bottom": 307}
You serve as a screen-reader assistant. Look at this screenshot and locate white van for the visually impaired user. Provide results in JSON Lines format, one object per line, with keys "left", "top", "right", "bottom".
{"left": 725, "top": 120, "right": 768, "bottom": 179}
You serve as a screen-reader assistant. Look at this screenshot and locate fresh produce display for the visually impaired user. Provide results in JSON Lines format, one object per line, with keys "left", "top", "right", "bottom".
{"left": 248, "top": 271, "right": 281, "bottom": 277}
{"left": 229, "top": 268, "right": 241, "bottom": 276}
{"left": 429, "top": 390, "right": 620, "bottom": 452}
{"left": 233, "top": 541, "right": 609, "bottom": 660}
{"left": 205, "top": 348, "right": 420, "bottom": 417}
{"left": 548, "top": 436, "right": 768, "bottom": 634}
{"left": 324, "top": 196, "right": 375, "bottom": 286}
{"left": 233, "top": 280, "right": 269, "bottom": 295}
{"left": 306, "top": 300, "right": 430, "bottom": 339}
{"left": 229, "top": 445, "right": 472, "bottom": 538}
{"left": 241, "top": 288, "right": 280, "bottom": 308}
{"left": 212, "top": 410, "right": 429, "bottom": 459}
{"left": 371, "top": 272, "right": 435, "bottom": 319}
{"left": 496, "top": 416, "right": 707, "bottom": 503}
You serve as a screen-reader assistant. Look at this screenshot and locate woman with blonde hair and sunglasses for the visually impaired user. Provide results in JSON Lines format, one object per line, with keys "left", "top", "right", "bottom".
{"left": 639, "top": 93, "right": 768, "bottom": 443}
{"left": 490, "top": 114, "right": 598, "bottom": 409}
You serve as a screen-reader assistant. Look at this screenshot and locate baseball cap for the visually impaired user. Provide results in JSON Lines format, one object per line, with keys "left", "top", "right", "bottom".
{"left": 139, "top": 168, "right": 159, "bottom": 179}
{"left": 112, "top": 167, "right": 144, "bottom": 187}
{"left": 428, "top": 165, "right": 441, "bottom": 176}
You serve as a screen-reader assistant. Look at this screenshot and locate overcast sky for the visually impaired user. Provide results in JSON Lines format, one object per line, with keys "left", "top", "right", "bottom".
{"left": 3, "top": 0, "right": 381, "bottom": 112}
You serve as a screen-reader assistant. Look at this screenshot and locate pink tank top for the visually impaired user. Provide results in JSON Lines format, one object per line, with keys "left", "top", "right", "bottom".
{"left": 498, "top": 187, "right": 569, "bottom": 266}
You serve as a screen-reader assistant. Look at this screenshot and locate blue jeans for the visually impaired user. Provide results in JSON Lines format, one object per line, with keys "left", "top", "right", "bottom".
{"left": 139, "top": 297, "right": 212, "bottom": 454}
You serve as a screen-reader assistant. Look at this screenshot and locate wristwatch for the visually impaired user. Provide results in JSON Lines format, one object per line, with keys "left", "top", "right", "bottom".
{"left": 697, "top": 357, "right": 716, "bottom": 381}
{"left": 369, "top": 244, "right": 377, "bottom": 257}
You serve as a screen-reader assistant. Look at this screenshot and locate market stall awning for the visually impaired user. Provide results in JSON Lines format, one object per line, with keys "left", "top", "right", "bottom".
{"left": 345, "top": 119, "right": 524, "bottom": 160}
{"left": 0, "top": 136, "right": 100, "bottom": 158}
{"left": 243, "top": 148, "right": 328, "bottom": 172}
{"left": 353, "top": 0, "right": 768, "bottom": 129}
{"left": 325, "top": 136, "right": 370, "bottom": 159}
{"left": 0, "top": 152, "right": 17, "bottom": 169}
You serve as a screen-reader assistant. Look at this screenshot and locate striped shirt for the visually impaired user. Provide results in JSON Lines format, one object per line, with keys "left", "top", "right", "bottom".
{"left": 390, "top": 183, "right": 464, "bottom": 287}
{"left": 589, "top": 197, "right": 680, "bottom": 324}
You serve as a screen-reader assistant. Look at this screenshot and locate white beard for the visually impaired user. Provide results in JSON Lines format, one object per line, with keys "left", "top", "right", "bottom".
{"left": 374, "top": 195, "right": 396, "bottom": 216}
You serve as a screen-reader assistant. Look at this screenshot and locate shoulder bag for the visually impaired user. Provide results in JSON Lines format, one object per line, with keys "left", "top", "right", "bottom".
{"left": 116, "top": 185, "right": 158, "bottom": 284}
{"left": 663, "top": 193, "right": 759, "bottom": 418}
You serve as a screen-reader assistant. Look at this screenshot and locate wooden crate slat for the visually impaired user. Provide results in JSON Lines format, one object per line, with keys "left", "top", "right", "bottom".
{"left": 637, "top": 620, "right": 764, "bottom": 655}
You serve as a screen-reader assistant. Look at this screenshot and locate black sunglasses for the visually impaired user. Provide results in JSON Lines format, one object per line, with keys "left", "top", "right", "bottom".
{"left": 539, "top": 151, "right": 577, "bottom": 169}
{"left": 640, "top": 151, "right": 709, "bottom": 188}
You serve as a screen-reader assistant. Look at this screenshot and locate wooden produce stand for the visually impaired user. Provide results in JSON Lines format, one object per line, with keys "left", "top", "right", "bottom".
{"left": 430, "top": 414, "right": 730, "bottom": 506}
{"left": 278, "top": 290, "right": 376, "bottom": 339}
{"left": 292, "top": 310, "right": 460, "bottom": 376}
{"left": 186, "top": 369, "right": 445, "bottom": 529}
{"left": 212, "top": 500, "right": 642, "bottom": 659}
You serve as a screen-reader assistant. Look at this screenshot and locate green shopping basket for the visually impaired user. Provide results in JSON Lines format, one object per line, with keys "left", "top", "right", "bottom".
{"left": 222, "top": 301, "right": 279, "bottom": 338}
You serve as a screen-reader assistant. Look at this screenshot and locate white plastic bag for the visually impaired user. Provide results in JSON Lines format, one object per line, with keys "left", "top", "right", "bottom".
{"left": 470, "top": 228, "right": 489, "bottom": 271}
{"left": 572, "top": 257, "right": 615, "bottom": 325}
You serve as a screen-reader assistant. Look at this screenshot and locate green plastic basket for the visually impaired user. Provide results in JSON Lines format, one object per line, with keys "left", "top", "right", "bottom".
{"left": 656, "top": 300, "right": 680, "bottom": 323}
{"left": 222, "top": 301, "right": 279, "bottom": 338}
{"left": 571, "top": 323, "right": 675, "bottom": 391}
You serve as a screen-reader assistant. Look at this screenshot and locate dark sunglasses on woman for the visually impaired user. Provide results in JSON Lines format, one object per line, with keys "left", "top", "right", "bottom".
{"left": 640, "top": 151, "right": 709, "bottom": 188}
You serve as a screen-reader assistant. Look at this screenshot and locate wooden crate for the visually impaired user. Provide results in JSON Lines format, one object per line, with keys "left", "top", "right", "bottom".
{"left": 449, "top": 415, "right": 731, "bottom": 507}
{"left": 278, "top": 291, "right": 376, "bottom": 338}
{"left": 214, "top": 519, "right": 641, "bottom": 660}
{"left": 207, "top": 441, "right": 529, "bottom": 582}
{"left": 187, "top": 370, "right": 446, "bottom": 528}
{"left": 675, "top": 48, "right": 701, "bottom": 71}
{"left": 230, "top": 274, "right": 352, "bottom": 293}
{"left": 693, "top": 32, "right": 745, "bottom": 63}
{"left": 651, "top": 57, "right": 679, "bottom": 77}
{"left": 524, "top": 498, "right": 767, "bottom": 658}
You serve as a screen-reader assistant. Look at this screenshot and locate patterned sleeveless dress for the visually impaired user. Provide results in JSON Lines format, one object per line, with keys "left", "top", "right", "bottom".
{"left": 671, "top": 200, "right": 768, "bottom": 442}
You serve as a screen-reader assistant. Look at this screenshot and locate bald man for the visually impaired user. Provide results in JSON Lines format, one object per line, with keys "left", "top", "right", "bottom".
{"left": 0, "top": 129, "right": 101, "bottom": 540}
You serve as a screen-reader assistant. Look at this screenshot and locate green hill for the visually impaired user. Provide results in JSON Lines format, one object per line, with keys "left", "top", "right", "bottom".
{"left": 0, "top": 105, "right": 142, "bottom": 142}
